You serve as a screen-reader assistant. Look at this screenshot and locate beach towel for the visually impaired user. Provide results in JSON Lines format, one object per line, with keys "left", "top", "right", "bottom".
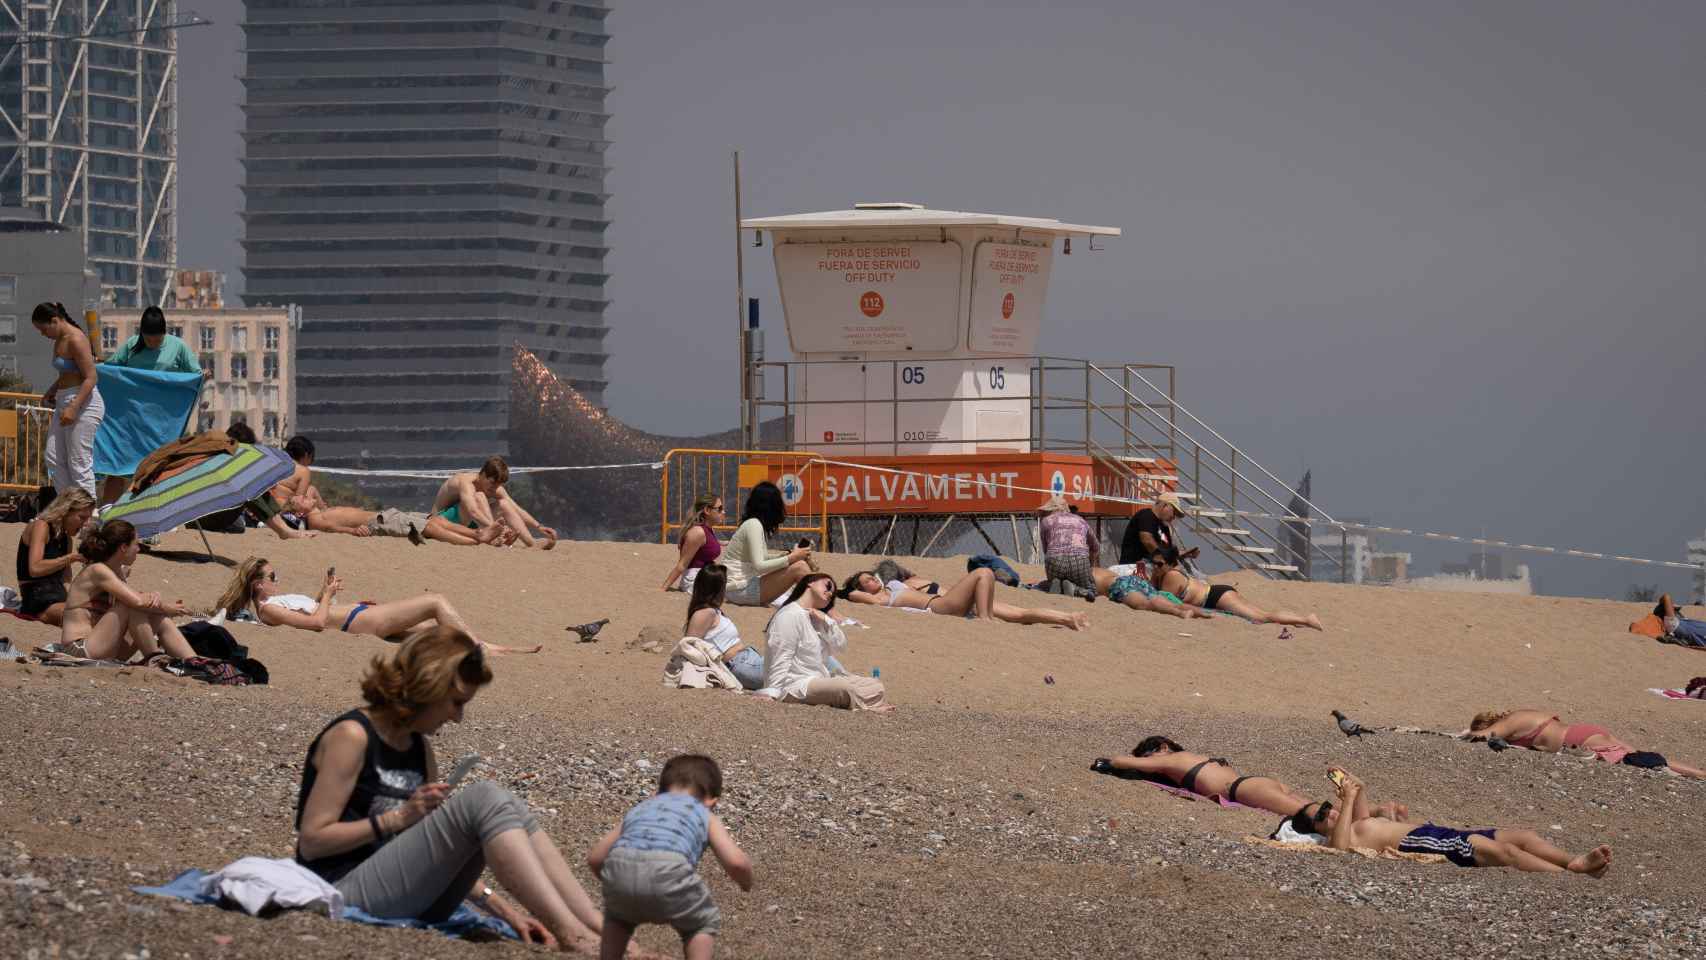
{"left": 92, "top": 365, "right": 201, "bottom": 478}
{"left": 1241, "top": 835, "right": 1447, "bottom": 864}
{"left": 135, "top": 867, "right": 518, "bottom": 940}
{"left": 1141, "top": 779, "right": 1258, "bottom": 809}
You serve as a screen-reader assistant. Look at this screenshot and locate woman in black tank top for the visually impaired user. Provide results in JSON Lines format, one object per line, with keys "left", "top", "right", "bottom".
{"left": 16, "top": 489, "right": 94, "bottom": 623}
{"left": 293, "top": 626, "right": 612, "bottom": 950}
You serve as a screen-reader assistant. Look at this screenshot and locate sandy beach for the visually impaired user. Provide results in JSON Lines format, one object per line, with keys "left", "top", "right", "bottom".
{"left": 3, "top": 525, "right": 1703, "bottom": 958}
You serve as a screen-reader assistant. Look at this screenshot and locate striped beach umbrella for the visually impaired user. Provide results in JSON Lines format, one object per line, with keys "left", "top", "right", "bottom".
{"left": 102, "top": 444, "right": 297, "bottom": 540}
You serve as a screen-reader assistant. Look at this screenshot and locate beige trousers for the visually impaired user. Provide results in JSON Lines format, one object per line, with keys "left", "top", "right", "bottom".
{"left": 785, "top": 675, "right": 888, "bottom": 711}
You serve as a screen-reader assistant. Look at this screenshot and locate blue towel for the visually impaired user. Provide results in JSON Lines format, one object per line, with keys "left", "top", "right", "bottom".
{"left": 93, "top": 364, "right": 202, "bottom": 478}
{"left": 133, "top": 869, "right": 518, "bottom": 940}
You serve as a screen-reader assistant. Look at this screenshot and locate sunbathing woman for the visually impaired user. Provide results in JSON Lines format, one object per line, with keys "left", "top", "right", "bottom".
{"left": 16, "top": 488, "right": 95, "bottom": 625}
{"left": 1090, "top": 735, "right": 1409, "bottom": 819}
{"left": 215, "top": 558, "right": 540, "bottom": 655}
{"left": 1466, "top": 708, "right": 1705, "bottom": 778}
{"left": 1149, "top": 545, "right": 1323, "bottom": 630}
{"left": 61, "top": 520, "right": 196, "bottom": 662}
{"left": 838, "top": 568, "right": 1089, "bottom": 630}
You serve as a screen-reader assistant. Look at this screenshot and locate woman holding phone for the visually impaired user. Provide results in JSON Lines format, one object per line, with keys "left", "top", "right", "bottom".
{"left": 718, "top": 481, "right": 812, "bottom": 606}
{"left": 294, "top": 626, "right": 620, "bottom": 949}
{"left": 214, "top": 557, "right": 541, "bottom": 654}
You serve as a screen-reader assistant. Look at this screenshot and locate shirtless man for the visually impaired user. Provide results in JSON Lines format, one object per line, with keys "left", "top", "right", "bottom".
{"left": 425, "top": 456, "right": 557, "bottom": 549}
{"left": 1301, "top": 768, "right": 1611, "bottom": 876}
{"left": 268, "top": 435, "right": 405, "bottom": 539}
{"left": 1092, "top": 735, "right": 1407, "bottom": 819}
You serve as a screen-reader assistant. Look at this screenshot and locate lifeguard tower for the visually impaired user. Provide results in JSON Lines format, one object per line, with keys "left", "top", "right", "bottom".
{"left": 723, "top": 202, "right": 1339, "bottom": 579}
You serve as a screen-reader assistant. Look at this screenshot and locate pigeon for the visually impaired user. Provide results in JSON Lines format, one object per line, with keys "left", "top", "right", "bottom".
{"left": 1332, "top": 709, "right": 1374, "bottom": 738}
{"left": 566, "top": 618, "right": 609, "bottom": 642}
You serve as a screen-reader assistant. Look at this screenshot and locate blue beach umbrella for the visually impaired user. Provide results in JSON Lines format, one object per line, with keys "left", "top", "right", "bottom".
{"left": 102, "top": 444, "right": 297, "bottom": 540}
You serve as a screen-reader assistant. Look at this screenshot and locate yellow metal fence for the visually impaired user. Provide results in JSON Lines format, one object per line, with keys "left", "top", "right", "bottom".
{"left": 0, "top": 390, "right": 51, "bottom": 492}
{"left": 660, "top": 448, "right": 827, "bottom": 549}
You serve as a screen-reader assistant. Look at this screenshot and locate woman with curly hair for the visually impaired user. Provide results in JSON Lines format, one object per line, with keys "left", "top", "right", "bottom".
{"left": 294, "top": 626, "right": 614, "bottom": 949}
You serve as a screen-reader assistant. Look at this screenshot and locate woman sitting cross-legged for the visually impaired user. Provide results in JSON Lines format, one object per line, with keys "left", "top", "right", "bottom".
{"left": 16, "top": 488, "right": 95, "bottom": 625}
{"left": 216, "top": 557, "right": 540, "bottom": 655}
{"left": 294, "top": 626, "right": 636, "bottom": 952}
{"left": 60, "top": 520, "right": 197, "bottom": 662}
{"left": 838, "top": 567, "right": 1089, "bottom": 631}
{"left": 682, "top": 563, "right": 765, "bottom": 691}
{"left": 764, "top": 573, "right": 893, "bottom": 713}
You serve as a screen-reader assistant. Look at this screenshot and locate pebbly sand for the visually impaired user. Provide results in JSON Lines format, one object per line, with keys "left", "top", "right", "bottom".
{"left": 2, "top": 525, "right": 1704, "bottom": 959}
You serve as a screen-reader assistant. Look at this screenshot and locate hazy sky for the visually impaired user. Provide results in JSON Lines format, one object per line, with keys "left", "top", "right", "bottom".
{"left": 178, "top": 2, "right": 1705, "bottom": 599}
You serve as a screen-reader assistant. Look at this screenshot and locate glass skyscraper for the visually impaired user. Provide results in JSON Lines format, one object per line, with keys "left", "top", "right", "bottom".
{"left": 240, "top": 0, "right": 612, "bottom": 473}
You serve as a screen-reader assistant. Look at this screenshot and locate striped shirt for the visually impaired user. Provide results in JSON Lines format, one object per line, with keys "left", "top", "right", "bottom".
{"left": 612, "top": 791, "right": 710, "bottom": 865}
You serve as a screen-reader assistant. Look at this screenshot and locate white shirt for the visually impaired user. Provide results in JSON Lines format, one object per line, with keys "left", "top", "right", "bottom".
{"left": 701, "top": 611, "right": 741, "bottom": 656}
{"left": 260, "top": 593, "right": 318, "bottom": 614}
{"left": 763, "top": 603, "right": 848, "bottom": 699}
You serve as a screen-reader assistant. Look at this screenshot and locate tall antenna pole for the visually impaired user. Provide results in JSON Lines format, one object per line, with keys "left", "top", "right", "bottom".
{"left": 733, "top": 151, "right": 748, "bottom": 448}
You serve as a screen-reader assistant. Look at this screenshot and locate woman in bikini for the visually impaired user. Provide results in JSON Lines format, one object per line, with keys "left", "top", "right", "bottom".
{"left": 16, "top": 489, "right": 95, "bottom": 625}
{"left": 838, "top": 568, "right": 1089, "bottom": 631}
{"left": 31, "top": 302, "right": 104, "bottom": 496}
{"left": 1466, "top": 708, "right": 1705, "bottom": 778}
{"left": 60, "top": 521, "right": 197, "bottom": 662}
{"left": 1149, "top": 545, "right": 1323, "bottom": 630}
{"left": 214, "top": 558, "right": 540, "bottom": 655}
{"left": 1090, "top": 735, "right": 1409, "bottom": 819}
{"left": 661, "top": 493, "right": 724, "bottom": 592}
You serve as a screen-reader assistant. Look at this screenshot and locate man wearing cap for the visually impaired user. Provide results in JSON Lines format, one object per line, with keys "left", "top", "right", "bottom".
{"left": 1118, "top": 493, "right": 1201, "bottom": 568}
{"left": 109, "top": 306, "right": 199, "bottom": 373}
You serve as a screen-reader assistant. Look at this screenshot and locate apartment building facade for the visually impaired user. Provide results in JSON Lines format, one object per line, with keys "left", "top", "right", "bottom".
{"left": 96, "top": 305, "right": 300, "bottom": 443}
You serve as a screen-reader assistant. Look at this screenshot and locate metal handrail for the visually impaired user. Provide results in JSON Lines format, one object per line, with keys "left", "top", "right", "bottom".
{"left": 749, "top": 354, "right": 1342, "bottom": 578}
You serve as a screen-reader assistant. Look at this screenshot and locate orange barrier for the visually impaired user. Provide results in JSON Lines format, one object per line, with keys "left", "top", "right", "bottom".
{"left": 0, "top": 391, "right": 51, "bottom": 492}
{"left": 659, "top": 448, "right": 828, "bottom": 548}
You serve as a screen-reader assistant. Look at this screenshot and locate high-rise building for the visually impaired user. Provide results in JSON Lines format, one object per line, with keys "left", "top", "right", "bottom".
{"left": 1, "top": 4, "right": 191, "bottom": 307}
{"left": 238, "top": 0, "right": 613, "bottom": 475}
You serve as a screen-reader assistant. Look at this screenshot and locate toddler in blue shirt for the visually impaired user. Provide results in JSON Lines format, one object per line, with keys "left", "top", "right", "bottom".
{"left": 588, "top": 754, "right": 752, "bottom": 959}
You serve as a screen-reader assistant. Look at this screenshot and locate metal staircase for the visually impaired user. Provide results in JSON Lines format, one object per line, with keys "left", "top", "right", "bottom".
{"left": 1032, "top": 358, "right": 1343, "bottom": 581}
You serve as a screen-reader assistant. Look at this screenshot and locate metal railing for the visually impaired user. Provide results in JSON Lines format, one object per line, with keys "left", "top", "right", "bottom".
{"left": 749, "top": 356, "right": 1343, "bottom": 580}
{"left": 659, "top": 448, "right": 828, "bottom": 550}
{"left": 0, "top": 392, "right": 52, "bottom": 493}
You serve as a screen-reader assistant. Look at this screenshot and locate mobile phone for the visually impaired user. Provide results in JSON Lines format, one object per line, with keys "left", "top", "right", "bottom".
{"left": 326, "top": 566, "right": 336, "bottom": 578}
{"left": 1327, "top": 768, "right": 1346, "bottom": 788}
{"left": 446, "top": 753, "right": 482, "bottom": 787}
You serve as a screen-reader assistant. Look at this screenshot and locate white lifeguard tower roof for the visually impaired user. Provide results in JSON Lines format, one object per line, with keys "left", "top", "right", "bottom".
{"left": 743, "top": 202, "right": 1120, "bottom": 238}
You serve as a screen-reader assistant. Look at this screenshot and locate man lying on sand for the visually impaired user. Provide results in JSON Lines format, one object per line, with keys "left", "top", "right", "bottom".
{"left": 1293, "top": 768, "right": 1611, "bottom": 876}
{"left": 422, "top": 456, "right": 557, "bottom": 549}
